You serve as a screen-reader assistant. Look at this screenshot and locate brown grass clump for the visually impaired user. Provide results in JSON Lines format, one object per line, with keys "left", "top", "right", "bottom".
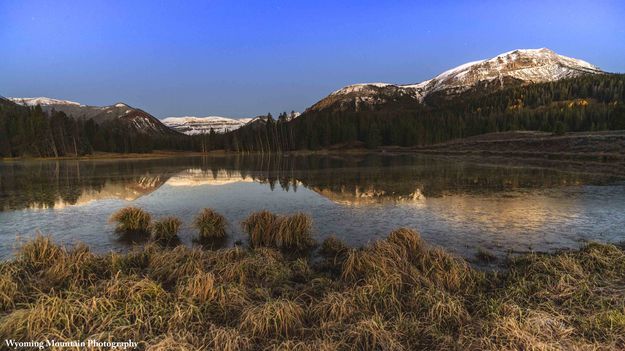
{"left": 243, "top": 211, "right": 315, "bottom": 251}
{"left": 319, "top": 235, "right": 348, "bottom": 258}
{"left": 276, "top": 213, "right": 314, "bottom": 250}
{"left": 242, "top": 210, "right": 280, "bottom": 247}
{"left": 194, "top": 208, "right": 227, "bottom": 240}
{"left": 206, "top": 324, "right": 252, "bottom": 351}
{"left": 15, "top": 236, "right": 104, "bottom": 292}
{"left": 150, "top": 217, "right": 182, "bottom": 244}
{"left": 313, "top": 290, "right": 359, "bottom": 324}
{"left": 343, "top": 315, "right": 404, "bottom": 351}
{"left": 0, "top": 263, "right": 19, "bottom": 311}
{"left": 340, "top": 248, "right": 375, "bottom": 282}
{"left": 387, "top": 228, "right": 424, "bottom": 259}
{"left": 38, "top": 243, "right": 100, "bottom": 290}
{"left": 209, "top": 283, "right": 252, "bottom": 323}
{"left": 241, "top": 299, "right": 305, "bottom": 339}
{"left": 110, "top": 206, "right": 151, "bottom": 234}
{"left": 213, "top": 247, "right": 290, "bottom": 287}
{"left": 17, "top": 235, "right": 63, "bottom": 271}
{"left": 148, "top": 246, "right": 208, "bottom": 286}
{"left": 177, "top": 271, "right": 216, "bottom": 304}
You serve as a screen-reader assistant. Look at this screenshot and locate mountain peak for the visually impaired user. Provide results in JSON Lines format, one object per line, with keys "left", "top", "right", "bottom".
{"left": 419, "top": 48, "right": 602, "bottom": 97}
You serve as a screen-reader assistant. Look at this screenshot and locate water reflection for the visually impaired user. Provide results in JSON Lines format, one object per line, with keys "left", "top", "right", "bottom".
{"left": 1, "top": 155, "right": 624, "bottom": 261}
{"left": 0, "top": 155, "right": 613, "bottom": 211}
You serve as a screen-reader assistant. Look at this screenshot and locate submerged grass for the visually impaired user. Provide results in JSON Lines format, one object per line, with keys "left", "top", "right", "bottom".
{"left": 110, "top": 206, "right": 151, "bottom": 234}
{"left": 242, "top": 210, "right": 280, "bottom": 248}
{"left": 243, "top": 211, "right": 315, "bottom": 251}
{"left": 150, "top": 217, "right": 182, "bottom": 244}
{"left": 1, "top": 221, "right": 625, "bottom": 350}
{"left": 194, "top": 208, "right": 227, "bottom": 240}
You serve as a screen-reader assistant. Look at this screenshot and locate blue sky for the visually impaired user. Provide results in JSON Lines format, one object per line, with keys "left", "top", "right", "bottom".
{"left": 1, "top": 0, "right": 624, "bottom": 118}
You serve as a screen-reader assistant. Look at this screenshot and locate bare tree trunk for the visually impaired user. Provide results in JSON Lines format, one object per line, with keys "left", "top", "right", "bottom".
{"left": 73, "top": 136, "right": 78, "bottom": 156}
{"left": 49, "top": 135, "right": 59, "bottom": 158}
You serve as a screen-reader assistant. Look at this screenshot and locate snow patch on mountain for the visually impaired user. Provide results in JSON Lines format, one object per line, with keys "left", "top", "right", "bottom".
{"left": 163, "top": 111, "right": 301, "bottom": 135}
{"left": 330, "top": 83, "right": 393, "bottom": 96}
{"left": 9, "top": 97, "right": 84, "bottom": 107}
{"left": 162, "top": 116, "right": 253, "bottom": 135}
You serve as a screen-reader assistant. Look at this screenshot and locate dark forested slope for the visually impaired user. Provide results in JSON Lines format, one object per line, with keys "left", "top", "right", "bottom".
{"left": 221, "top": 74, "right": 625, "bottom": 151}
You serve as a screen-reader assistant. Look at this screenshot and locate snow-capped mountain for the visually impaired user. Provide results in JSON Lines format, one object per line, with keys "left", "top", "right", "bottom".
{"left": 9, "top": 97, "right": 177, "bottom": 135}
{"left": 162, "top": 116, "right": 253, "bottom": 135}
{"left": 9, "top": 97, "right": 84, "bottom": 107}
{"left": 308, "top": 48, "right": 604, "bottom": 112}
{"left": 163, "top": 111, "right": 301, "bottom": 135}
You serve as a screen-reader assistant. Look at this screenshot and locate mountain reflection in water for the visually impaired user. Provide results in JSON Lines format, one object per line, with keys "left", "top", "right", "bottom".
{"left": 0, "top": 155, "right": 603, "bottom": 210}
{"left": 1, "top": 154, "right": 624, "bottom": 261}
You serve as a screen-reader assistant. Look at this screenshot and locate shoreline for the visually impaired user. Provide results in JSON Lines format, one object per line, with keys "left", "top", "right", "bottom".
{"left": 0, "top": 150, "right": 228, "bottom": 162}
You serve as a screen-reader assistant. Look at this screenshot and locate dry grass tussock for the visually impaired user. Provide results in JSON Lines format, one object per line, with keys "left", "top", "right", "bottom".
{"left": 243, "top": 211, "right": 315, "bottom": 251}
{"left": 194, "top": 208, "right": 227, "bottom": 240}
{"left": 109, "top": 206, "right": 151, "bottom": 234}
{"left": 1, "top": 226, "right": 624, "bottom": 350}
{"left": 150, "top": 216, "right": 182, "bottom": 243}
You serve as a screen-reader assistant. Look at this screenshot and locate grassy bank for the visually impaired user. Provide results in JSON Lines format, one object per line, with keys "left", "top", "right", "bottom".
{"left": 1, "top": 224, "right": 624, "bottom": 349}
{"left": 408, "top": 130, "right": 625, "bottom": 163}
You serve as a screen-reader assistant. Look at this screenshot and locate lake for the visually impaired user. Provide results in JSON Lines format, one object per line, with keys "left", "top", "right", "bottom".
{"left": 1, "top": 154, "right": 624, "bottom": 261}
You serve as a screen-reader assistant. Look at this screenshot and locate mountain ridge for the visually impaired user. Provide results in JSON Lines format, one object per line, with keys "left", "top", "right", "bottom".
{"left": 162, "top": 116, "right": 254, "bottom": 135}
{"left": 308, "top": 48, "right": 605, "bottom": 113}
{"left": 8, "top": 97, "right": 177, "bottom": 135}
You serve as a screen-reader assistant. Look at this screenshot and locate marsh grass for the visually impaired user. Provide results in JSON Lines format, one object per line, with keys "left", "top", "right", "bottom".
{"left": 110, "top": 206, "right": 151, "bottom": 235}
{"left": 194, "top": 208, "right": 227, "bottom": 240}
{"left": 177, "top": 271, "right": 216, "bottom": 304}
{"left": 319, "top": 235, "right": 348, "bottom": 258}
{"left": 150, "top": 217, "right": 182, "bottom": 245}
{"left": 243, "top": 211, "right": 315, "bottom": 251}
{"left": 1, "top": 222, "right": 625, "bottom": 350}
{"left": 241, "top": 299, "right": 305, "bottom": 339}
{"left": 276, "top": 213, "right": 314, "bottom": 250}
{"left": 242, "top": 210, "right": 280, "bottom": 247}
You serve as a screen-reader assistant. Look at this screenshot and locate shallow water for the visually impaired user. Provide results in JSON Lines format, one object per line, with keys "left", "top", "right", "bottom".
{"left": 1, "top": 154, "right": 624, "bottom": 260}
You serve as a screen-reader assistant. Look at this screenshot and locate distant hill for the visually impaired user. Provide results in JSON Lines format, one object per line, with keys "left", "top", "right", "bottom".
{"left": 162, "top": 116, "right": 253, "bottom": 135}
{"left": 8, "top": 97, "right": 177, "bottom": 135}
{"left": 0, "top": 97, "right": 190, "bottom": 157}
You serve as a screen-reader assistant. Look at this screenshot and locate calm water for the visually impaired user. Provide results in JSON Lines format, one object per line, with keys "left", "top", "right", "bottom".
{"left": 1, "top": 154, "right": 625, "bottom": 261}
